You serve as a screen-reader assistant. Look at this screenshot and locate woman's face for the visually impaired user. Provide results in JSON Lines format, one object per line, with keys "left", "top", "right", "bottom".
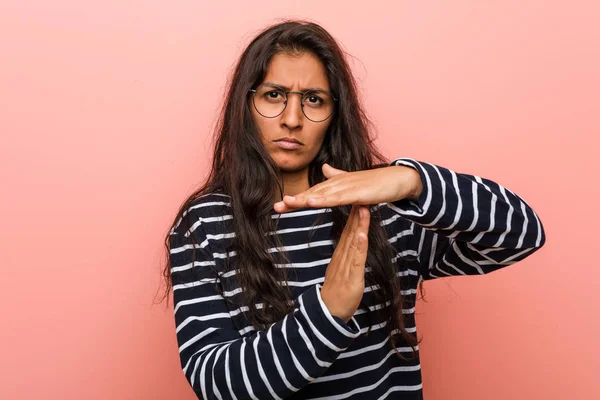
{"left": 250, "top": 52, "right": 333, "bottom": 174}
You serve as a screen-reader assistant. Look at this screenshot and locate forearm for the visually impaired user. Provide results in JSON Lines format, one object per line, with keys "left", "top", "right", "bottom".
{"left": 388, "top": 158, "right": 546, "bottom": 250}
{"left": 176, "top": 285, "right": 360, "bottom": 399}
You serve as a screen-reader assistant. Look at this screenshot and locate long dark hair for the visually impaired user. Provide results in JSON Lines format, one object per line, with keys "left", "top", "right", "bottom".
{"left": 159, "top": 19, "right": 419, "bottom": 356}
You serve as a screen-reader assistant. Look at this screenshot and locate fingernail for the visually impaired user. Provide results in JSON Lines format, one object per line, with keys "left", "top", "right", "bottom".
{"left": 285, "top": 196, "right": 296, "bottom": 201}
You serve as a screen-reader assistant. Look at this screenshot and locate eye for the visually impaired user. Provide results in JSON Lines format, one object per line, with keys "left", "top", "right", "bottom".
{"left": 264, "top": 90, "right": 284, "bottom": 100}
{"left": 304, "top": 92, "right": 324, "bottom": 106}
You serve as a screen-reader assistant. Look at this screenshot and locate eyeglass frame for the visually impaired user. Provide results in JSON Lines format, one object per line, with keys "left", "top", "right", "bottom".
{"left": 248, "top": 83, "right": 338, "bottom": 123}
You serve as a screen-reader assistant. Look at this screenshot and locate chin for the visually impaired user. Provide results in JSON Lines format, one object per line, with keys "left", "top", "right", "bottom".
{"left": 274, "top": 158, "right": 311, "bottom": 173}
{"left": 277, "top": 164, "right": 308, "bottom": 174}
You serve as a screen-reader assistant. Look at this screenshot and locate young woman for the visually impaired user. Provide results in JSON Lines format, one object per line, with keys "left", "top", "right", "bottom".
{"left": 163, "top": 20, "right": 546, "bottom": 400}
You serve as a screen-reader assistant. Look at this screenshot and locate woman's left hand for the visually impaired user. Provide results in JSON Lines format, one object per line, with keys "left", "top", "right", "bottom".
{"left": 273, "top": 164, "right": 423, "bottom": 213}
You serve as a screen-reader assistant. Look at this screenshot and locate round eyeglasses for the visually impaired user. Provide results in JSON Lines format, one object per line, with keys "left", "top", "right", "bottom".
{"left": 249, "top": 84, "right": 337, "bottom": 123}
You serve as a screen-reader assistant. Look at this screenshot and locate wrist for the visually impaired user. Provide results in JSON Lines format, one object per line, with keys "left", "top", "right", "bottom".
{"left": 407, "top": 168, "right": 423, "bottom": 202}
{"left": 392, "top": 166, "right": 422, "bottom": 203}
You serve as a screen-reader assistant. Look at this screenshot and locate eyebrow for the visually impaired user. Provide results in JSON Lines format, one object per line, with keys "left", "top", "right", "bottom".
{"left": 262, "top": 81, "right": 330, "bottom": 93}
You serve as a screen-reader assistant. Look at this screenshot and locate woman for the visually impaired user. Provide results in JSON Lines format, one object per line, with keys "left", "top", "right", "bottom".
{"left": 163, "top": 20, "right": 546, "bottom": 400}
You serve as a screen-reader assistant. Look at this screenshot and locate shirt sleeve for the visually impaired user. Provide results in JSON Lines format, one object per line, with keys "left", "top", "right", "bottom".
{"left": 386, "top": 157, "right": 546, "bottom": 280}
{"left": 168, "top": 213, "right": 360, "bottom": 399}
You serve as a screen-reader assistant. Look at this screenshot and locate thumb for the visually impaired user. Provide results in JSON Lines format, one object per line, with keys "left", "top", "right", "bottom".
{"left": 322, "top": 163, "right": 346, "bottom": 178}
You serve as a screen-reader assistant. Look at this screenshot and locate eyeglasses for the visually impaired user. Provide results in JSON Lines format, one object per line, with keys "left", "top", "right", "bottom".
{"left": 249, "top": 84, "right": 337, "bottom": 123}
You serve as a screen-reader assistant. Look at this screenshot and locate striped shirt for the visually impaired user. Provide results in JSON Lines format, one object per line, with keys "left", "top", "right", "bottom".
{"left": 168, "top": 158, "right": 546, "bottom": 399}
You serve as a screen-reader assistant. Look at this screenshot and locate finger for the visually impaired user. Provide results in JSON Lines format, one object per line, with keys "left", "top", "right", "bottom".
{"left": 349, "top": 206, "right": 370, "bottom": 281}
{"left": 322, "top": 163, "right": 347, "bottom": 179}
{"left": 274, "top": 190, "right": 321, "bottom": 212}
{"left": 338, "top": 205, "right": 358, "bottom": 253}
{"left": 276, "top": 191, "right": 332, "bottom": 210}
{"left": 328, "top": 205, "right": 357, "bottom": 280}
{"left": 273, "top": 196, "right": 300, "bottom": 213}
{"left": 302, "top": 187, "right": 362, "bottom": 209}
{"left": 274, "top": 180, "right": 328, "bottom": 211}
{"left": 339, "top": 205, "right": 363, "bottom": 279}
{"left": 275, "top": 170, "right": 358, "bottom": 211}
{"left": 356, "top": 205, "right": 371, "bottom": 234}
{"left": 346, "top": 205, "right": 368, "bottom": 256}
{"left": 346, "top": 204, "right": 363, "bottom": 249}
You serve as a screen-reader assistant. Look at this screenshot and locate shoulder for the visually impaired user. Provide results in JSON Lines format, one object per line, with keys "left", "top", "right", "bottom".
{"left": 186, "top": 192, "right": 232, "bottom": 219}
{"left": 171, "top": 192, "right": 234, "bottom": 238}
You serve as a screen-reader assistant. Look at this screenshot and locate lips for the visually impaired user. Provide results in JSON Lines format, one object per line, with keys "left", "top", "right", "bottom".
{"left": 273, "top": 137, "right": 303, "bottom": 150}
{"left": 274, "top": 137, "right": 303, "bottom": 145}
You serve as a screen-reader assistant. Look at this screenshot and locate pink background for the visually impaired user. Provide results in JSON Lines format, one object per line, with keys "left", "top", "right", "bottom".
{"left": 1, "top": 1, "right": 598, "bottom": 399}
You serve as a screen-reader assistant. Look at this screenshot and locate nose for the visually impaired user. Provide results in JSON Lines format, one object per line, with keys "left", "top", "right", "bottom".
{"left": 280, "top": 93, "right": 303, "bottom": 130}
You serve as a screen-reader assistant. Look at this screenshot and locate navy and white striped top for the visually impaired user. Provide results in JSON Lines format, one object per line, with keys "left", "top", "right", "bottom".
{"left": 168, "top": 158, "right": 545, "bottom": 399}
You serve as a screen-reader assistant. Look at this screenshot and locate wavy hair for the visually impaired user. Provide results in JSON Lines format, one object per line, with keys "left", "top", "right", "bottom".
{"left": 160, "top": 20, "right": 419, "bottom": 356}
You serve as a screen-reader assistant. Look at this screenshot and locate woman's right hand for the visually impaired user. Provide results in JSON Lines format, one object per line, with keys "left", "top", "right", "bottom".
{"left": 320, "top": 205, "right": 370, "bottom": 323}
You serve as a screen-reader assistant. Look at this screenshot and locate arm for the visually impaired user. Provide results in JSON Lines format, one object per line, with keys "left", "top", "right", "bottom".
{"left": 387, "top": 158, "right": 546, "bottom": 279}
{"left": 169, "top": 215, "right": 360, "bottom": 399}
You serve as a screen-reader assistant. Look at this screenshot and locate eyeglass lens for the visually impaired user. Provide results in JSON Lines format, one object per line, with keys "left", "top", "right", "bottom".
{"left": 252, "top": 85, "right": 334, "bottom": 122}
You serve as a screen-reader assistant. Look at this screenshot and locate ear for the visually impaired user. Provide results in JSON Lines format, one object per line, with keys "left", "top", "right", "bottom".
{"left": 322, "top": 163, "right": 346, "bottom": 178}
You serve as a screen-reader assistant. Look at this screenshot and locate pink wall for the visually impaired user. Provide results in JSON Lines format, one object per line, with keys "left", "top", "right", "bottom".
{"left": 1, "top": 1, "right": 598, "bottom": 399}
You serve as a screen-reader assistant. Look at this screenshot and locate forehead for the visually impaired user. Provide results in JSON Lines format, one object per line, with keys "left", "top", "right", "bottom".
{"left": 262, "top": 52, "right": 329, "bottom": 91}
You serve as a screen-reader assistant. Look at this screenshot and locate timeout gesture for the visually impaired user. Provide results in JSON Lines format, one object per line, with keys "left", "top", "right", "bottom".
{"left": 273, "top": 163, "right": 423, "bottom": 213}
